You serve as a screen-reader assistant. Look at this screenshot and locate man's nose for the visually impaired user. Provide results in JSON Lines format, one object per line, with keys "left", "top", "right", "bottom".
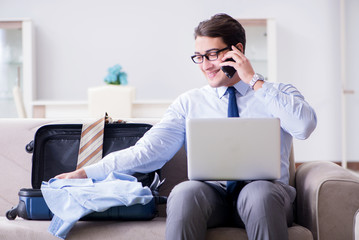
{"left": 201, "top": 57, "right": 213, "bottom": 70}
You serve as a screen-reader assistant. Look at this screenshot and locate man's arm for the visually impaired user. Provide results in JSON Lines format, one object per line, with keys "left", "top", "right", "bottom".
{"left": 255, "top": 82, "right": 317, "bottom": 140}
{"left": 220, "top": 45, "right": 317, "bottom": 139}
{"left": 55, "top": 99, "right": 187, "bottom": 180}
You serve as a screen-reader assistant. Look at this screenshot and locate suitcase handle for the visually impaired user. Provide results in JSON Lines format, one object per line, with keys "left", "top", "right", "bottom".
{"left": 154, "top": 196, "right": 167, "bottom": 205}
{"left": 25, "top": 140, "right": 34, "bottom": 153}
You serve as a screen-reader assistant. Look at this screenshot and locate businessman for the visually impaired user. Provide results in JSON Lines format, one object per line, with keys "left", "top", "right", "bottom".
{"left": 57, "top": 13, "right": 317, "bottom": 240}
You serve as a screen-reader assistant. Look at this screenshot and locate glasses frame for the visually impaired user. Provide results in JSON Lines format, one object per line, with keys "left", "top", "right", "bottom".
{"left": 191, "top": 47, "right": 230, "bottom": 64}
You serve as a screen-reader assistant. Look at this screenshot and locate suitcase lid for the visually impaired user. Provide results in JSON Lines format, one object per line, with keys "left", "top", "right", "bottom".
{"left": 30, "top": 123, "right": 152, "bottom": 189}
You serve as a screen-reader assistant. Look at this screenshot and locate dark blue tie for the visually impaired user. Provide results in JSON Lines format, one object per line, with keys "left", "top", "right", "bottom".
{"left": 227, "top": 87, "right": 239, "bottom": 118}
{"left": 226, "top": 87, "right": 239, "bottom": 195}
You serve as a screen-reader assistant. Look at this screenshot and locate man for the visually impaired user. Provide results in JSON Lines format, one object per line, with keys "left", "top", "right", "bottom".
{"left": 57, "top": 13, "right": 317, "bottom": 240}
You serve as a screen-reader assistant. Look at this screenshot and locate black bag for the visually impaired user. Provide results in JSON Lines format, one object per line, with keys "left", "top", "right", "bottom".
{"left": 6, "top": 122, "right": 166, "bottom": 220}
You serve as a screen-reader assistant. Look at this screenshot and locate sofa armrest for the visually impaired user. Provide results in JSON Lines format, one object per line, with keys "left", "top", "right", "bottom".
{"left": 295, "top": 161, "right": 359, "bottom": 240}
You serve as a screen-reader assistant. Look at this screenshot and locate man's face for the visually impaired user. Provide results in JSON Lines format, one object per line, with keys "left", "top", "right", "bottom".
{"left": 194, "top": 36, "right": 239, "bottom": 88}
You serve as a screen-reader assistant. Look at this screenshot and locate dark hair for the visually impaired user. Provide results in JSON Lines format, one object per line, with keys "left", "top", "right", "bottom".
{"left": 194, "top": 13, "right": 246, "bottom": 53}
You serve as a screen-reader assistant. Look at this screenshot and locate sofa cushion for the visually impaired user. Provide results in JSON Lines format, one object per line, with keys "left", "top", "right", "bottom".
{"left": 0, "top": 216, "right": 313, "bottom": 240}
{"left": 0, "top": 216, "right": 166, "bottom": 240}
{"left": 206, "top": 225, "right": 313, "bottom": 240}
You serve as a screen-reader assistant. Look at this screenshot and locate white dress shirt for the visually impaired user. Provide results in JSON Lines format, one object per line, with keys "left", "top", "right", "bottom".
{"left": 84, "top": 80, "right": 317, "bottom": 185}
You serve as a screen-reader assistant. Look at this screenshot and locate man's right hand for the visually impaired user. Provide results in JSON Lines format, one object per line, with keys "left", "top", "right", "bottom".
{"left": 55, "top": 168, "right": 87, "bottom": 179}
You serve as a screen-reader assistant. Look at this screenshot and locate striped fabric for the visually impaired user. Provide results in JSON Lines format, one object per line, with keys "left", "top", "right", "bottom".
{"left": 77, "top": 116, "right": 105, "bottom": 169}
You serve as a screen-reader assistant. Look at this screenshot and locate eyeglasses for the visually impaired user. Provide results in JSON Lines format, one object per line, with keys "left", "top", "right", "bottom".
{"left": 191, "top": 47, "right": 230, "bottom": 64}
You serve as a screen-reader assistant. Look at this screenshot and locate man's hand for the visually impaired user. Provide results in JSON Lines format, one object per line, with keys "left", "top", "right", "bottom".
{"left": 55, "top": 168, "right": 87, "bottom": 179}
{"left": 220, "top": 45, "right": 255, "bottom": 84}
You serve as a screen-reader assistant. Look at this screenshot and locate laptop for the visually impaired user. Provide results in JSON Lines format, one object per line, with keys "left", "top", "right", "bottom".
{"left": 186, "top": 118, "right": 281, "bottom": 181}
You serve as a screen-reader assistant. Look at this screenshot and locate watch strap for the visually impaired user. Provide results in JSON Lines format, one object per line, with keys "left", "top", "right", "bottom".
{"left": 249, "top": 73, "right": 264, "bottom": 89}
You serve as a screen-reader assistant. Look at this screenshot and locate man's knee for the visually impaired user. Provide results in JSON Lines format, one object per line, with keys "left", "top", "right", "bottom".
{"left": 169, "top": 181, "right": 205, "bottom": 198}
{"left": 168, "top": 181, "right": 208, "bottom": 204}
{"left": 237, "top": 181, "right": 285, "bottom": 216}
{"left": 167, "top": 181, "right": 212, "bottom": 217}
{"left": 166, "top": 181, "right": 218, "bottom": 238}
{"left": 241, "top": 181, "right": 282, "bottom": 201}
{"left": 236, "top": 181, "right": 294, "bottom": 225}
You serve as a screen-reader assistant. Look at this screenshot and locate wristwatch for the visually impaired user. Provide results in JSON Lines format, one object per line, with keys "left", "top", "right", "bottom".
{"left": 249, "top": 73, "right": 264, "bottom": 89}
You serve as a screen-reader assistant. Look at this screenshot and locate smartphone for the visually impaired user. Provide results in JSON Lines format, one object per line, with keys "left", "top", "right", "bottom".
{"left": 221, "top": 58, "right": 236, "bottom": 79}
{"left": 221, "top": 44, "right": 241, "bottom": 79}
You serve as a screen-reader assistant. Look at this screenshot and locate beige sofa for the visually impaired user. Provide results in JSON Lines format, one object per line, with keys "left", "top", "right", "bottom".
{"left": 1, "top": 118, "right": 359, "bottom": 240}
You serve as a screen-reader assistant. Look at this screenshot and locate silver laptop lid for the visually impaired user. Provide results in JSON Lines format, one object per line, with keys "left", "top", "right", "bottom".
{"left": 186, "top": 118, "right": 281, "bottom": 181}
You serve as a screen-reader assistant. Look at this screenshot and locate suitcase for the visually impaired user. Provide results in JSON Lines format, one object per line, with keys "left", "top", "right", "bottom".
{"left": 6, "top": 122, "right": 166, "bottom": 221}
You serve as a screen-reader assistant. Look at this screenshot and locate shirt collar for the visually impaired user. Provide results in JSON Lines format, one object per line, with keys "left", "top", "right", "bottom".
{"left": 216, "top": 80, "right": 250, "bottom": 99}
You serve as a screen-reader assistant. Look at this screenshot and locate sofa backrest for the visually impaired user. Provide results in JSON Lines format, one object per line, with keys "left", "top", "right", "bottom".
{"left": 289, "top": 144, "right": 296, "bottom": 187}
{"left": 157, "top": 146, "right": 188, "bottom": 217}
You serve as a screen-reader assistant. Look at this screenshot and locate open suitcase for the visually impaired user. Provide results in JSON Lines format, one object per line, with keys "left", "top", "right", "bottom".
{"left": 6, "top": 122, "right": 166, "bottom": 221}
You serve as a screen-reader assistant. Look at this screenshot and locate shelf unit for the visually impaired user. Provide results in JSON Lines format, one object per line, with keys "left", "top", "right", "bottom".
{"left": 0, "top": 19, "right": 35, "bottom": 118}
{"left": 238, "top": 18, "right": 277, "bottom": 82}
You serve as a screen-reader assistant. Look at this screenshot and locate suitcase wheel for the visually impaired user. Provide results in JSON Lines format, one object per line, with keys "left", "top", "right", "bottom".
{"left": 6, "top": 207, "right": 17, "bottom": 220}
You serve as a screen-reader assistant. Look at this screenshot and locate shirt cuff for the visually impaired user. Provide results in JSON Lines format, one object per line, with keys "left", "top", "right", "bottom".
{"left": 254, "top": 82, "right": 278, "bottom": 100}
{"left": 84, "top": 163, "right": 107, "bottom": 181}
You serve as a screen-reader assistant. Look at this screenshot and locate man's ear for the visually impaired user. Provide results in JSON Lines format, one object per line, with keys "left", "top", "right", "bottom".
{"left": 235, "top": 43, "right": 244, "bottom": 53}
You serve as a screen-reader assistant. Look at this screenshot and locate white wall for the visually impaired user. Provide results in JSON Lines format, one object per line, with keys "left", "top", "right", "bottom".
{"left": 345, "top": 0, "right": 359, "bottom": 162}
{"left": 0, "top": 0, "right": 352, "bottom": 163}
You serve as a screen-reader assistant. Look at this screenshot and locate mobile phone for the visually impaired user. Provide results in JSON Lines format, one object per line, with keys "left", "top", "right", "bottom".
{"left": 221, "top": 58, "right": 236, "bottom": 79}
